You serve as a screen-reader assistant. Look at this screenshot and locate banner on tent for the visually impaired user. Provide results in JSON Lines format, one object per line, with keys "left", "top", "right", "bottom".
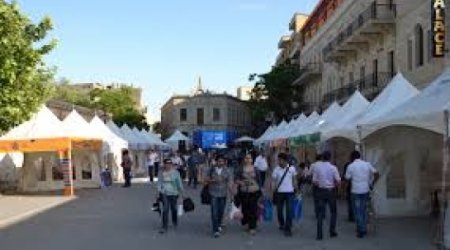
{"left": 289, "top": 133, "right": 321, "bottom": 147}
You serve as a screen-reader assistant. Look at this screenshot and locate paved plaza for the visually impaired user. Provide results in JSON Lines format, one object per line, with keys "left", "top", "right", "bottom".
{"left": 0, "top": 181, "right": 435, "bottom": 250}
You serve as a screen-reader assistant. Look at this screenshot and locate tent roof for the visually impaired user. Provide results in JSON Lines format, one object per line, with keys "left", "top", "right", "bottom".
{"left": 2, "top": 106, "right": 68, "bottom": 139}
{"left": 235, "top": 136, "right": 255, "bottom": 142}
{"left": 62, "top": 110, "right": 101, "bottom": 139}
{"left": 321, "top": 73, "right": 419, "bottom": 142}
{"left": 362, "top": 69, "right": 450, "bottom": 137}
{"left": 291, "top": 111, "right": 320, "bottom": 137}
{"left": 166, "top": 130, "right": 190, "bottom": 142}
{"left": 106, "top": 121, "right": 128, "bottom": 141}
{"left": 90, "top": 116, "right": 128, "bottom": 149}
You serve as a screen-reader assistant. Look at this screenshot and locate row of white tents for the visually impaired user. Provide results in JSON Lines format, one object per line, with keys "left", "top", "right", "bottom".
{"left": 256, "top": 70, "right": 450, "bottom": 218}
{"left": 0, "top": 106, "right": 167, "bottom": 192}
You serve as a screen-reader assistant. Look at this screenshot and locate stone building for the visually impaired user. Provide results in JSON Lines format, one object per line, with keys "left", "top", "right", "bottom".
{"left": 291, "top": 0, "right": 450, "bottom": 112}
{"left": 275, "top": 13, "right": 309, "bottom": 66}
{"left": 160, "top": 81, "right": 251, "bottom": 139}
{"left": 46, "top": 99, "right": 110, "bottom": 122}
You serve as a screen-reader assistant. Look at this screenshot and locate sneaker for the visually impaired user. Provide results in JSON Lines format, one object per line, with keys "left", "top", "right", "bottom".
{"left": 158, "top": 228, "right": 166, "bottom": 234}
{"left": 249, "top": 229, "right": 256, "bottom": 236}
{"left": 213, "top": 232, "right": 221, "bottom": 238}
{"left": 218, "top": 226, "right": 223, "bottom": 233}
{"left": 316, "top": 235, "right": 323, "bottom": 241}
{"left": 330, "top": 232, "right": 338, "bottom": 238}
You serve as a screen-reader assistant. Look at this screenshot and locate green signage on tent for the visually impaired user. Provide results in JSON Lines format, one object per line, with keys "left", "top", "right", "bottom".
{"left": 289, "top": 133, "right": 321, "bottom": 146}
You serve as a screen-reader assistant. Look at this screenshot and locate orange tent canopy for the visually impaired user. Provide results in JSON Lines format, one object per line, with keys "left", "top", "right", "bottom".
{"left": 0, "top": 137, "right": 102, "bottom": 153}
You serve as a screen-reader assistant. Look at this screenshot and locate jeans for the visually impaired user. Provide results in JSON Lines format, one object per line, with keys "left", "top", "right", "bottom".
{"left": 210, "top": 196, "right": 227, "bottom": 233}
{"left": 276, "top": 192, "right": 294, "bottom": 232}
{"left": 154, "top": 162, "right": 160, "bottom": 178}
{"left": 351, "top": 193, "right": 369, "bottom": 234}
{"left": 347, "top": 191, "right": 355, "bottom": 221}
{"left": 257, "top": 170, "right": 266, "bottom": 188}
{"left": 240, "top": 191, "right": 260, "bottom": 230}
{"left": 123, "top": 169, "right": 131, "bottom": 187}
{"left": 148, "top": 166, "right": 154, "bottom": 182}
{"left": 161, "top": 194, "right": 178, "bottom": 229}
{"left": 316, "top": 188, "right": 338, "bottom": 238}
{"left": 188, "top": 167, "right": 198, "bottom": 188}
{"left": 312, "top": 186, "right": 319, "bottom": 219}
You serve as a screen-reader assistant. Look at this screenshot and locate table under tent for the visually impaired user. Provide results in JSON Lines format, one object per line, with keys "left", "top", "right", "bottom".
{"left": 0, "top": 107, "right": 102, "bottom": 195}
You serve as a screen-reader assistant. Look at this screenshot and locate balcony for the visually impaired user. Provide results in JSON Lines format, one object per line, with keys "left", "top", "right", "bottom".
{"left": 292, "top": 63, "right": 323, "bottom": 86}
{"left": 321, "top": 72, "right": 393, "bottom": 107}
{"left": 323, "top": 2, "right": 396, "bottom": 61}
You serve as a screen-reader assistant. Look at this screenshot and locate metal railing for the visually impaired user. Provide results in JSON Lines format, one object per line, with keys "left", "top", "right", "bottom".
{"left": 300, "top": 62, "right": 322, "bottom": 74}
{"left": 323, "top": 2, "right": 396, "bottom": 59}
{"left": 321, "top": 72, "right": 393, "bottom": 106}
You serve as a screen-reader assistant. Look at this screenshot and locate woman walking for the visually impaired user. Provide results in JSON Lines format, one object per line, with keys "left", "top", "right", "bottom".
{"left": 157, "top": 158, "right": 184, "bottom": 234}
{"left": 235, "top": 153, "right": 261, "bottom": 235}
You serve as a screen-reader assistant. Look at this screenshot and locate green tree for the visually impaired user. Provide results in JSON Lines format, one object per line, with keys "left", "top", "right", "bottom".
{"left": 0, "top": 1, "right": 56, "bottom": 133}
{"left": 248, "top": 63, "right": 303, "bottom": 130}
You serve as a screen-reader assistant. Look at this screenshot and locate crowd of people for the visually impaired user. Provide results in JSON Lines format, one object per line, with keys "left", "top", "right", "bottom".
{"left": 120, "top": 146, "right": 379, "bottom": 240}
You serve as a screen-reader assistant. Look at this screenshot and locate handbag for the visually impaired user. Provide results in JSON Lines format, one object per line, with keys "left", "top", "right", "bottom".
{"left": 292, "top": 194, "right": 303, "bottom": 222}
{"left": 200, "top": 167, "right": 215, "bottom": 205}
{"left": 183, "top": 197, "right": 195, "bottom": 212}
{"left": 272, "top": 167, "right": 290, "bottom": 205}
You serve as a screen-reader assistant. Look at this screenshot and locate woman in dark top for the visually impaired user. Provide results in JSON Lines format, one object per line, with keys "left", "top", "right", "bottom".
{"left": 235, "top": 153, "right": 261, "bottom": 235}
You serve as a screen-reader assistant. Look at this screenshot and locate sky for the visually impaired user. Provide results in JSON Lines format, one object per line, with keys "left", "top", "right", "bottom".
{"left": 18, "top": 0, "right": 319, "bottom": 121}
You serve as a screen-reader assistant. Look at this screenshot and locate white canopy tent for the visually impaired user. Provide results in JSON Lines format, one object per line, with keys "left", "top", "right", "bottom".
{"left": 255, "top": 125, "right": 275, "bottom": 144}
{"left": 321, "top": 73, "right": 419, "bottom": 142}
{"left": 267, "top": 120, "right": 288, "bottom": 141}
{"left": 359, "top": 69, "right": 450, "bottom": 217}
{"left": 90, "top": 116, "right": 128, "bottom": 181}
{"left": 62, "top": 110, "right": 103, "bottom": 186}
{"left": 290, "top": 111, "right": 321, "bottom": 138}
{"left": 311, "top": 93, "right": 368, "bottom": 138}
{"left": 278, "top": 114, "right": 307, "bottom": 139}
{"left": 235, "top": 136, "right": 255, "bottom": 143}
{"left": 121, "top": 125, "right": 149, "bottom": 176}
{"left": 139, "top": 129, "right": 167, "bottom": 148}
{"left": 120, "top": 124, "right": 144, "bottom": 150}
{"left": 165, "top": 130, "right": 191, "bottom": 143}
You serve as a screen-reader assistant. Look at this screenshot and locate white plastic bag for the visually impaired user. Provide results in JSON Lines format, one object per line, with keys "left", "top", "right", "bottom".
{"left": 177, "top": 204, "right": 184, "bottom": 217}
{"left": 229, "top": 202, "right": 243, "bottom": 221}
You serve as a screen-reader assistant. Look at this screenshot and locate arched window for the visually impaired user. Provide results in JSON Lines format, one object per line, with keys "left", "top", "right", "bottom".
{"left": 415, "top": 24, "right": 424, "bottom": 67}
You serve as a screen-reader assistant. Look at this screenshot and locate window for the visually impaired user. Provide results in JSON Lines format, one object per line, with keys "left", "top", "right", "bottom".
{"left": 213, "top": 108, "right": 221, "bottom": 122}
{"left": 388, "top": 51, "right": 395, "bottom": 77}
{"left": 407, "top": 40, "right": 413, "bottom": 71}
{"left": 415, "top": 25, "right": 424, "bottom": 67}
{"left": 373, "top": 59, "right": 378, "bottom": 86}
{"left": 197, "top": 108, "right": 204, "bottom": 125}
{"left": 179, "top": 108, "right": 187, "bottom": 122}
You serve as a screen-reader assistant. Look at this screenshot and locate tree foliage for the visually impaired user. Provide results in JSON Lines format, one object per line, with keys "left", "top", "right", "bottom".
{"left": 248, "top": 63, "right": 303, "bottom": 128}
{"left": 53, "top": 83, "right": 149, "bottom": 130}
{"left": 0, "top": 1, "right": 56, "bottom": 133}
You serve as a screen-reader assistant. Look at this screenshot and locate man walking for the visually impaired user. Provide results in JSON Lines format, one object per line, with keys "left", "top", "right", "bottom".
{"left": 203, "top": 155, "right": 233, "bottom": 238}
{"left": 312, "top": 151, "right": 340, "bottom": 240}
{"left": 271, "top": 153, "right": 297, "bottom": 237}
{"left": 254, "top": 150, "right": 268, "bottom": 188}
{"left": 345, "top": 150, "right": 379, "bottom": 238}
{"left": 147, "top": 149, "right": 156, "bottom": 183}
{"left": 121, "top": 150, "right": 133, "bottom": 188}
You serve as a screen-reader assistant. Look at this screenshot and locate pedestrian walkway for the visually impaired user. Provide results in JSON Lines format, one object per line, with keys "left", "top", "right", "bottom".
{"left": 0, "top": 183, "right": 435, "bottom": 250}
{"left": 0, "top": 194, "right": 75, "bottom": 229}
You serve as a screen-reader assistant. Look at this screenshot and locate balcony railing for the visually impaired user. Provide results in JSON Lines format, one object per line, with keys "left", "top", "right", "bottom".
{"left": 321, "top": 72, "right": 393, "bottom": 107}
{"left": 323, "top": 2, "right": 396, "bottom": 60}
{"left": 293, "top": 62, "right": 323, "bottom": 86}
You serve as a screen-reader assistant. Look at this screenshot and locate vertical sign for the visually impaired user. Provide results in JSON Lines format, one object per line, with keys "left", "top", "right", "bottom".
{"left": 432, "top": 0, "right": 446, "bottom": 57}
{"left": 59, "top": 149, "right": 74, "bottom": 196}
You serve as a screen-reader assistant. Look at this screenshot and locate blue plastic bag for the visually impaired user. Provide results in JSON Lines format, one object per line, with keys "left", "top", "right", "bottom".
{"left": 263, "top": 198, "right": 273, "bottom": 222}
{"left": 292, "top": 195, "right": 303, "bottom": 222}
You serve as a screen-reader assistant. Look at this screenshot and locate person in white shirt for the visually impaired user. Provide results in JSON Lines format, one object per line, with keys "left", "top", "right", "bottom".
{"left": 309, "top": 154, "right": 322, "bottom": 219}
{"left": 271, "top": 153, "right": 297, "bottom": 237}
{"left": 345, "top": 150, "right": 379, "bottom": 238}
{"left": 254, "top": 150, "right": 269, "bottom": 188}
{"left": 311, "top": 151, "right": 341, "bottom": 241}
{"left": 147, "top": 149, "right": 157, "bottom": 182}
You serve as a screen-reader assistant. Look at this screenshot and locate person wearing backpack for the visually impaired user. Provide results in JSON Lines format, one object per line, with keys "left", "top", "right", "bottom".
{"left": 271, "top": 153, "right": 297, "bottom": 237}
{"left": 203, "top": 154, "right": 234, "bottom": 238}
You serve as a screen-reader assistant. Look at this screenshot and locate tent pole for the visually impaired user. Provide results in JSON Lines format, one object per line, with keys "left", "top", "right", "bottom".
{"left": 441, "top": 110, "right": 449, "bottom": 246}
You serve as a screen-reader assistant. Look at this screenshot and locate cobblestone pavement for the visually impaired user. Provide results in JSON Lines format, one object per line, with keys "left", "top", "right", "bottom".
{"left": 0, "top": 181, "right": 436, "bottom": 250}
